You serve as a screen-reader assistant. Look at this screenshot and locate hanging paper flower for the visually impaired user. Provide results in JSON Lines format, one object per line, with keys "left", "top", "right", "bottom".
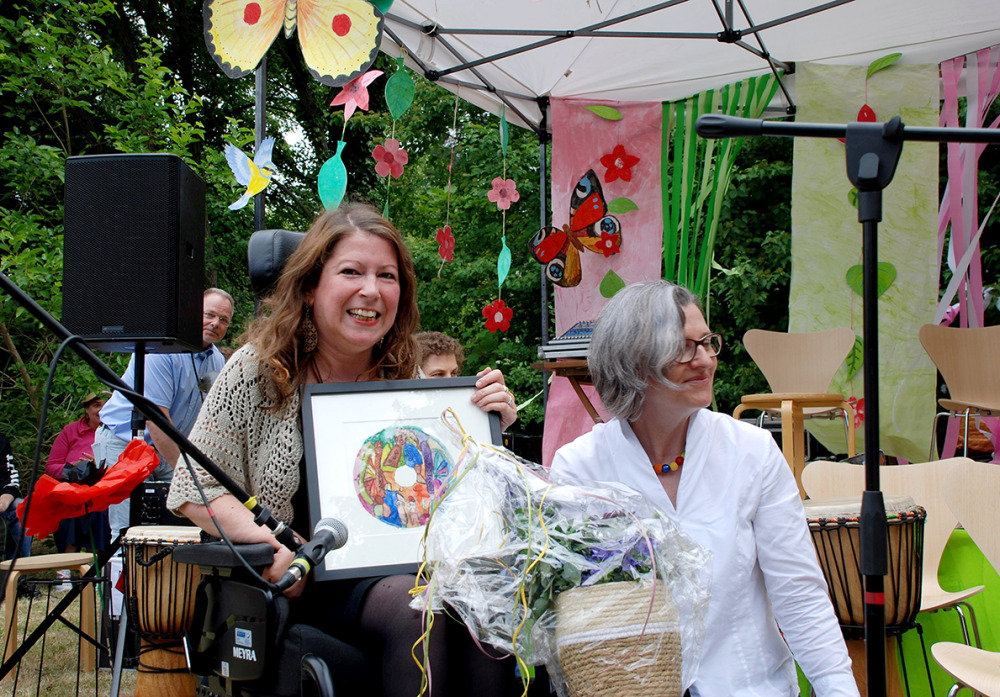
{"left": 600, "top": 144, "right": 640, "bottom": 183}
{"left": 372, "top": 138, "right": 408, "bottom": 179}
{"left": 483, "top": 299, "right": 513, "bottom": 333}
{"left": 848, "top": 396, "right": 865, "bottom": 429}
{"left": 436, "top": 225, "right": 455, "bottom": 262}
{"left": 330, "top": 69, "right": 383, "bottom": 122}
{"left": 599, "top": 230, "right": 621, "bottom": 258}
{"left": 487, "top": 177, "right": 520, "bottom": 210}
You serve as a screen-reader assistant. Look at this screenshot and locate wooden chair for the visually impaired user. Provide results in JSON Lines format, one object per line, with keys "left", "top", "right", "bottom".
{"left": 734, "top": 327, "right": 857, "bottom": 497}
{"left": 918, "top": 324, "right": 1000, "bottom": 459}
{"left": 802, "top": 458, "right": 984, "bottom": 649}
{"left": 931, "top": 460, "right": 1000, "bottom": 697}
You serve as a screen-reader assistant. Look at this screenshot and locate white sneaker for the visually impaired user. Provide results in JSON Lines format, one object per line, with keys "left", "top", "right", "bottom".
{"left": 53, "top": 569, "right": 72, "bottom": 593}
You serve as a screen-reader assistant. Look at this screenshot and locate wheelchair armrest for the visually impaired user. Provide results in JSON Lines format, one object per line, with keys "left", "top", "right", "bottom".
{"left": 172, "top": 541, "right": 276, "bottom": 569}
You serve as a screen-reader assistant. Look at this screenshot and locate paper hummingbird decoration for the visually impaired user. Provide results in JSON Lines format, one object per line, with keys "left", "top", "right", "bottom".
{"left": 203, "top": 0, "right": 384, "bottom": 87}
{"left": 225, "top": 136, "right": 277, "bottom": 210}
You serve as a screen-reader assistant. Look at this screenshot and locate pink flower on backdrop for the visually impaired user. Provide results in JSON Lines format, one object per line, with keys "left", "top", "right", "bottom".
{"left": 372, "top": 138, "right": 408, "bottom": 179}
{"left": 599, "top": 230, "right": 621, "bottom": 258}
{"left": 599, "top": 144, "right": 640, "bottom": 183}
{"left": 330, "top": 70, "right": 383, "bottom": 122}
{"left": 483, "top": 299, "right": 513, "bottom": 332}
{"left": 487, "top": 177, "right": 520, "bottom": 210}
{"left": 848, "top": 396, "right": 865, "bottom": 429}
{"left": 436, "top": 225, "right": 455, "bottom": 262}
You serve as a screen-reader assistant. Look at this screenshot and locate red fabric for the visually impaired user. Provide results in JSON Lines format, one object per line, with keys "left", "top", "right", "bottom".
{"left": 17, "top": 440, "right": 159, "bottom": 538}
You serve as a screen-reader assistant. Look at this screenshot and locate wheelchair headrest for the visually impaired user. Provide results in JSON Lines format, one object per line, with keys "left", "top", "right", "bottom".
{"left": 247, "top": 228, "right": 306, "bottom": 297}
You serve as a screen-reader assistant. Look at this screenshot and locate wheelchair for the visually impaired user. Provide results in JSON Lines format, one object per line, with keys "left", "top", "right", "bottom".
{"left": 173, "top": 541, "right": 370, "bottom": 697}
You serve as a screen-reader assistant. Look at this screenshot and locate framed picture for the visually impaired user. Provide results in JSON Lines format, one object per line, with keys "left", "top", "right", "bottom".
{"left": 302, "top": 376, "right": 502, "bottom": 580}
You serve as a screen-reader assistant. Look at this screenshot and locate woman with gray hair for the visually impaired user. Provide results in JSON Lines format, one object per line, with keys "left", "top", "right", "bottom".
{"left": 550, "top": 280, "right": 858, "bottom": 697}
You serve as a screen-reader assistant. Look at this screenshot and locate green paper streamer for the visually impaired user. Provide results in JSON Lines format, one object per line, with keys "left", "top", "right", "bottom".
{"left": 318, "top": 141, "right": 348, "bottom": 210}
{"left": 599, "top": 269, "right": 626, "bottom": 298}
{"left": 844, "top": 334, "right": 864, "bottom": 381}
{"left": 499, "top": 108, "right": 509, "bottom": 157}
{"left": 587, "top": 105, "right": 623, "bottom": 121}
{"left": 845, "top": 262, "right": 896, "bottom": 298}
{"left": 386, "top": 57, "right": 414, "bottom": 120}
{"left": 608, "top": 197, "right": 639, "bottom": 214}
{"left": 867, "top": 53, "right": 902, "bottom": 79}
{"left": 497, "top": 236, "right": 511, "bottom": 288}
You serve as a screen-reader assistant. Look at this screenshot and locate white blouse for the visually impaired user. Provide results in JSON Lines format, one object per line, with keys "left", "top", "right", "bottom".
{"left": 551, "top": 409, "right": 859, "bottom": 697}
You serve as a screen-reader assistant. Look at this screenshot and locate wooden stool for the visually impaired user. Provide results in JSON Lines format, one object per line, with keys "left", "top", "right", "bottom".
{"left": 1, "top": 552, "right": 97, "bottom": 677}
{"left": 734, "top": 392, "right": 856, "bottom": 498}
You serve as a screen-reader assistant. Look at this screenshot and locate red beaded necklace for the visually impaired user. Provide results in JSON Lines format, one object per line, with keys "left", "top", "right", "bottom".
{"left": 652, "top": 452, "right": 685, "bottom": 474}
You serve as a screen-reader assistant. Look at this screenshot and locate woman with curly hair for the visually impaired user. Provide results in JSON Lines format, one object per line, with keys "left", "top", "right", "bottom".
{"left": 168, "top": 202, "right": 516, "bottom": 696}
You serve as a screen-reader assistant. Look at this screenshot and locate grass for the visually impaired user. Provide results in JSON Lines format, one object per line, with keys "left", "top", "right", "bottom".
{"left": 0, "top": 578, "right": 138, "bottom": 697}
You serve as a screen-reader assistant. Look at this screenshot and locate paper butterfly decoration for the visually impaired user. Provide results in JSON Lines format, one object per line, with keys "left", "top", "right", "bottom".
{"left": 203, "top": 0, "right": 384, "bottom": 87}
{"left": 225, "top": 136, "right": 276, "bottom": 210}
{"left": 528, "top": 170, "right": 622, "bottom": 287}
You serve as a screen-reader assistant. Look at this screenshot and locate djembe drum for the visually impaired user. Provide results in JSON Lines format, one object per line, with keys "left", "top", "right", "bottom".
{"left": 804, "top": 495, "right": 925, "bottom": 697}
{"left": 122, "top": 525, "right": 202, "bottom": 697}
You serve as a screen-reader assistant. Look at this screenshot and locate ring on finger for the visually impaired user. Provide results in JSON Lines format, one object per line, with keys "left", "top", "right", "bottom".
{"left": 508, "top": 396, "right": 515, "bottom": 407}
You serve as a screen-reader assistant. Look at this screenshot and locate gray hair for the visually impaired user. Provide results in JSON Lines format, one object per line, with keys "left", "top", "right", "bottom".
{"left": 204, "top": 287, "right": 234, "bottom": 308}
{"left": 589, "top": 280, "right": 699, "bottom": 421}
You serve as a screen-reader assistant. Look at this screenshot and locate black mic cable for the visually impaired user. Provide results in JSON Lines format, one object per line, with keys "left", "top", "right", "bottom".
{"left": 274, "top": 518, "right": 348, "bottom": 591}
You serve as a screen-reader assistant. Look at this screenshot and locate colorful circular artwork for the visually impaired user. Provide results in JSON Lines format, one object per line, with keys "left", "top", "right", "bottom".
{"left": 353, "top": 426, "right": 454, "bottom": 529}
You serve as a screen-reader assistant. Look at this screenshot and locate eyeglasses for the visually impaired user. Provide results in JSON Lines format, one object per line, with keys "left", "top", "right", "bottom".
{"left": 677, "top": 333, "right": 723, "bottom": 363}
{"left": 203, "top": 311, "right": 232, "bottom": 327}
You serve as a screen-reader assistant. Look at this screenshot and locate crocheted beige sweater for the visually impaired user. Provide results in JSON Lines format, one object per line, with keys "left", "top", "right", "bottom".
{"left": 167, "top": 343, "right": 303, "bottom": 523}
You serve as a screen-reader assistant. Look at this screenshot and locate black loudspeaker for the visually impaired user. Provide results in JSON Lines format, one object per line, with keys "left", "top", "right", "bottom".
{"left": 62, "top": 153, "right": 205, "bottom": 352}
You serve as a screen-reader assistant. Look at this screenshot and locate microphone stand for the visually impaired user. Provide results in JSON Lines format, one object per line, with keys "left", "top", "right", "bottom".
{"left": 696, "top": 113, "right": 1000, "bottom": 697}
{"left": 0, "top": 273, "right": 304, "bottom": 683}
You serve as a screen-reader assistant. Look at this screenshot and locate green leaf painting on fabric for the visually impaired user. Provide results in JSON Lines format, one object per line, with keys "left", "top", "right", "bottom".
{"left": 845, "top": 262, "right": 897, "bottom": 298}
{"left": 867, "top": 53, "right": 902, "bottom": 79}
{"left": 607, "top": 197, "right": 639, "bottom": 214}
{"left": 586, "top": 105, "right": 623, "bottom": 121}
{"left": 385, "top": 57, "right": 415, "bottom": 120}
{"left": 848, "top": 188, "right": 859, "bottom": 209}
{"left": 844, "top": 335, "right": 864, "bottom": 381}
{"left": 497, "top": 236, "right": 511, "bottom": 288}
{"left": 599, "top": 269, "right": 626, "bottom": 298}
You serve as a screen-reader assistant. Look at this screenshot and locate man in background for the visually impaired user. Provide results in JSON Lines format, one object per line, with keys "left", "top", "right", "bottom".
{"left": 94, "top": 288, "right": 234, "bottom": 540}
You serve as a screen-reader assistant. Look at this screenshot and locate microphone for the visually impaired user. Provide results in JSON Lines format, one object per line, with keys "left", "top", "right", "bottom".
{"left": 274, "top": 518, "right": 348, "bottom": 591}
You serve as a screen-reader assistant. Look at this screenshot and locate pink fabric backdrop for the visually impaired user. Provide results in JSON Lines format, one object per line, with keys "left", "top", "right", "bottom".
{"left": 541, "top": 98, "right": 664, "bottom": 466}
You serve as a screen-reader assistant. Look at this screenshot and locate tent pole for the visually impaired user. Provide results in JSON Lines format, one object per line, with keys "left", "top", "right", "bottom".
{"left": 538, "top": 97, "right": 550, "bottom": 412}
{"left": 253, "top": 56, "right": 267, "bottom": 232}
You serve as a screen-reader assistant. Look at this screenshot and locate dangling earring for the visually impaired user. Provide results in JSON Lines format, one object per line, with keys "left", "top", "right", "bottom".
{"left": 301, "top": 305, "right": 318, "bottom": 353}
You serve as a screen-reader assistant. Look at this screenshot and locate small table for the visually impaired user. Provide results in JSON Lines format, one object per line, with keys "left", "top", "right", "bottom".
{"left": 1, "top": 552, "right": 98, "bottom": 676}
{"left": 733, "top": 392, "right": 856, "bottom": 499}
{"left": 532, "top": 359, "right": 603, "bottom": 424}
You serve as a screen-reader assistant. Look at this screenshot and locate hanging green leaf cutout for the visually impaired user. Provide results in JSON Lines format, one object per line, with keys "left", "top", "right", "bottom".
{"left": 844, "top": 335, "right": 864, "bottom": 381}
{"left": 867, "top": 53, "right": 902, "bottom": 79}
{"left": 847, "top": 188, "right": 859, "bottom": 209}
{"left": 846, "top": 262, "right": 896, "bottom": 298}
{"left": 385, "top": 57, "right": 414, "bottom": 120}
{"left": 599, "top": 269, "right": 626, "bottom": 298}
{"left": 499, "top": 108, "right": 509, "bottom": 157}
{"left": 608, "top": 197, "right": 639, "bottom": 214}
{"left": 318, "top": 141, "right": 348, "bottom": 210}
{"left": 497, "top": 237, "right": 511, "bottom": 288}
{"left": 587, "top": 105, "right": 623, "bottom": 121}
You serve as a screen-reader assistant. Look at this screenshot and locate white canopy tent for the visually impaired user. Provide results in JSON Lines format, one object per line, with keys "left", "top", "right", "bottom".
{"left": 380, "top": 0, "right": 1000, "bottom": 131}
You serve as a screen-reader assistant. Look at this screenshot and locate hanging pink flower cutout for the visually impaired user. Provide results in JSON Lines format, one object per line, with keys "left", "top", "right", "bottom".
{"left": 848, "top": 396, "right": 865, "bottom": 429}
{"left": 599, "top": 230, "right": 621, "bottom": 258}
{"left": 487, "top": 177, "right": 520, "bottom": 210}
{"left": 372, "top": 138, "right": 408, "bottom": 179}
{"left": 436, "top": 225, "right": 455, "bottom": 262}
{"left": 600, "top": 144, "right": 640, "bottom": 183}
{"left": 483, "top": 299, "right": 513, "bottom": 332}
{"left": 330, "top": 70, "right": 383, "bottom": 122}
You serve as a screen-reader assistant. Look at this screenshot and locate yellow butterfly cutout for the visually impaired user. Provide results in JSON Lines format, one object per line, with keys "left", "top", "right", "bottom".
{"left": 203, "top": 0, "right": 384, "bottom": 87}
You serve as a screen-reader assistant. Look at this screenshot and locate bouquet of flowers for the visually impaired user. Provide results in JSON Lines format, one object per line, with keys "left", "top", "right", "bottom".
{"left": 411, "top": 416, "right": 712, "bottom": 697}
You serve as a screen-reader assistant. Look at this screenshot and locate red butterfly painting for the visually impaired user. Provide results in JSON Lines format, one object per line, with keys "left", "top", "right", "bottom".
{"left": 528, "top": 170, "right": 622, "bottom": 287}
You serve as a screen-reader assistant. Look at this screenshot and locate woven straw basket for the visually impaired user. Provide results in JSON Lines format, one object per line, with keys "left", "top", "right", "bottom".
{"left": 555, "top": 580, "right": 682, "bottom": 697}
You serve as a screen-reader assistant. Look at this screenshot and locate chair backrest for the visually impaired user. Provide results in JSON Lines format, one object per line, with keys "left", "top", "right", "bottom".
{"left": 942, "top": 460, "right": 1000, "bottom": 575}
{"left": 801, "top": 457, "right": 974, "bottom": 599}
{"left": 742, "top": 327, "right": 856, "bottom": 394}
{"left": 247, "top": 228, "right": 306, "bottom": 298}
{"left": 918, "top": 323, "right": 1000, "bottom": 408}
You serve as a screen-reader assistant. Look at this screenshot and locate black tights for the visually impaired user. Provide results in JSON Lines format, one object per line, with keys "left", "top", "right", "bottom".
{"left": 359, "top": 575, "right": 515, "bottom": 697}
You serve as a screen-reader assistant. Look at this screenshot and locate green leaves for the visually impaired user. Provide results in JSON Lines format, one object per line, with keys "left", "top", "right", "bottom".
{"left": 599, "top": 269, "right": 625, "bottom": 298}
{"left": 844, "top": 335, "right": 864, "bottom": 381}
{"left": 845, "top": 262, "right": 896, "bottom": 298}
{"left": 607, "top": 197, "right": 638, "bottom": 214}
{"left": 867, "top": 53, "right": 902, "bottom": 79}
{"left": 385, "top": 57, "right": 414, "bottom": 120}
{"left": 586, "top": 105, "right": 623, "bottom": 121}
